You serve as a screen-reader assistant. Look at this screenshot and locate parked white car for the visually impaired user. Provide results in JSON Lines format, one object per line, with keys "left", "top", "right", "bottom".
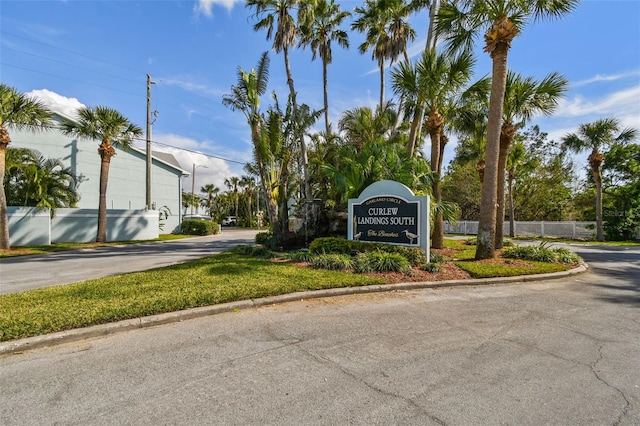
{"left": 222, "top": 216, "right": 237, "bottom": 226}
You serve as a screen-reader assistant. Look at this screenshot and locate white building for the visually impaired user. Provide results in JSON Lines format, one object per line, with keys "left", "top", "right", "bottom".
{"left": 10, "top": 114, "right": 189, "bottom": 234}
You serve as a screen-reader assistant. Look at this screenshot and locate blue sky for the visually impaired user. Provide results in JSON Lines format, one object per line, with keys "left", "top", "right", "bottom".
{"left": 2, "top": 0, "right": 639, "bottom": 193}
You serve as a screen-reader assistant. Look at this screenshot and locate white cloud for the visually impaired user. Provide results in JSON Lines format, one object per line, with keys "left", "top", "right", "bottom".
{"left": 555, "top": 85, "right": 640, "bottom": 123}
{"left": 26, "top": 89, "right": 85, "bottom": 120}
{"left": 194, "top": 0, "right": 240, "bottom": 17}
{"left": 148, "top": 133, "right": 244, "bottom": 193}
{"left": 572, "top": 70, "right": 640, "bottom": 88}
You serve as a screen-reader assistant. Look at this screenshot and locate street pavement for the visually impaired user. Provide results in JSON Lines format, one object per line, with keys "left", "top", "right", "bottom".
{"left": 0, "top": 228, "right": 259, "bottom": 294}
{"left": 0, "top": 243, "right": 638, "bottom": 425}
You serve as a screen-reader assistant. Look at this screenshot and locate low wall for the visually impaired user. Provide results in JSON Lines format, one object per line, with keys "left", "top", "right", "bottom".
{"left": 7, "top": 207, "right": 159, "bottom": 246}
{"left": 7, "top": 207, "right": 51, "bottom": 246}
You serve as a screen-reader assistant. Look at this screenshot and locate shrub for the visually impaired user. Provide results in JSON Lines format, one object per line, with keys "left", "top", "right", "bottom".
{"left": 429, "top": 251, "right": 445, "bottom": 263}
{"left": 312, "top": 254, "right": 354, "bottom": 271}
{"left": 354, "top": 253, "right": 376, "bottom": 273}
{"left": 231, "top": 245, "right": 254, "bottom": 255}
{"left": 181, "top": 219, "right": 214, "bottom": 236}
{"left": 255, "top": 231, "right": 272, "bottom": 245}
{"left": 309, "top": 237, "right": 354, "bottom": 255}
{"left": 250, "top": 246, "right": 277, "bottom": 259}
{"left": 502, "top": 243, "right": 582, "bottom": 264}
{"left": 368, "top": 252, "right": 411, "bottom": 273}
{"left": 422, "top": 262, "right": 442, "bottom": 273}
{"left": 284, "top": 250, "right": 315, "bottom": 263}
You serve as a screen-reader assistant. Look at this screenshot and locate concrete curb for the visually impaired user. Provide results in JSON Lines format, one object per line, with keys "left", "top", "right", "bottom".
{"left": 0, "top": 263, "right": 589, "bottom": 357}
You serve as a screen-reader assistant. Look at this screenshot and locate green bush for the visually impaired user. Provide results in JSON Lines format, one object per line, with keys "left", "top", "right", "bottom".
{"left": 250, "top": 246, "right": 277, "bottom": 258}
{"left": 368, "top": 252, "right": 411, "bottom": 273}
{"left": 354, "top": 253, "right": 376, "bottom": 273}
{"left": 231, "top": 245, "right": 254, "bottom": 255}
{"left": 255, "top": 231, "right": 273, "bottom": 245}
{"left": 181, "top": 219, "right": 215, "bottom": 236}
{"left": 309, "top": 237, "right": 427, "bottom": 266}
{"left": 312, "top": 254, "right": 354, "bottom": 270}
{"left": 309, "top": 237, "right": 355, "bottom": 255}
{"left": 284, "top": 250, "right": 315, "bottom": 263}
{"left": 422, "top": 262, "right": 442, "bottom": 273}
{"left": 429, "top": 251, "right": 445, "bottom": 263}
{"left": 502, "top": 243, "right": 581, "bottom": 264}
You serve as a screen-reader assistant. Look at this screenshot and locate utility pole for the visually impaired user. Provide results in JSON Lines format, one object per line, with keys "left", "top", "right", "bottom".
{"left": 146, "top": 73, "right": 156, "bottom": 210}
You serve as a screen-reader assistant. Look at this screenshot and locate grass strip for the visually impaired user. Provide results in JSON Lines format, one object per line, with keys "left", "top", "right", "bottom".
{"left": 0, "top": 252, "right": 383, "bottom": 342}
{"left": 454, "top": 260, "right": 571, "bottom": 278}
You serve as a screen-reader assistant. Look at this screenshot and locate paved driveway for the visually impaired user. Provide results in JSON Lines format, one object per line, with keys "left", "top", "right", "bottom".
{"left": 1, "top": 244, "right": 638, "bottom": 425}
{"left": 0, "top": 229, "right": 259, "bottom": 294}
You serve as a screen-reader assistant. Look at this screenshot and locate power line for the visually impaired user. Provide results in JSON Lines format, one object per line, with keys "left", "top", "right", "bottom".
{"left": 1, "top": 30, "right": 143, "bottom": 74}
{"left": 1, "top": 63, "right": 140, "bottom": 97}
{"left": 2, "top": 45, "right": 142, "bottom": 85}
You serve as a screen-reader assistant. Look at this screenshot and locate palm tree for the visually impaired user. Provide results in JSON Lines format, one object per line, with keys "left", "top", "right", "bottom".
{"left": 562, "top": 118, "right": 638, "bottom": 241}
{"left": 200, "top": 183, "right": 219, "bottom": 217}
{"left": 239, "top": 175, "right": 256, "bottom": 227}
{"left": 338, "top": 101, "right": 398, "bottom": 147}
{"left": 352, "top": 0, "right": 418, "bottom": 110}
{"left": 391, "top": 48, "right": 474, "bottom": 248}
{"left": 298, "top": 0, "right": 350, "bottom": 135}
{"left": 60, "top": 106, "right": 142, "bottom": 242}
{"left": 223, "top": 52, "right": 280, "bottom": 231}
{"left": 5, "top": 147, "right": 79, "bottom": 212}
{"left": 435, "top": 0, "right": 579, "bottom": 259}
{"left": 0, "top": 84, "right": 54, "bottom": 249}
{"left": 224, "top": 176, "right": 241, "bottom": 220}
{"left": 494, "top": 71, "right": 567, "bottom": 248}
{"left": 246, "top": 0, "right": 313, "bottom": 201}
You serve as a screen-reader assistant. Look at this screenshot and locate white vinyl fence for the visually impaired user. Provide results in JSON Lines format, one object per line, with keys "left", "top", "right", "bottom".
{"left": 444, "top": 221, "right": 597, "bottom": 239}
{"left": 8, "top": 207, "right": 159, "bottom": 246}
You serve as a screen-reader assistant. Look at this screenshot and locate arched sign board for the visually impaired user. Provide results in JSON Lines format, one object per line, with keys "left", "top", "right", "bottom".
{"left": 348, "top": 180, "right": 430, "bottom": 263}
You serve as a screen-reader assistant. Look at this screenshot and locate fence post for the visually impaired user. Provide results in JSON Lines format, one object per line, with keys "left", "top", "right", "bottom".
{"left": 541, "top": 222, "right": 545, "bottom": 238}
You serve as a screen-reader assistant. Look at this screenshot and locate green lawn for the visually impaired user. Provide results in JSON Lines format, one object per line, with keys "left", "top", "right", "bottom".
{"left": 1, "top": 236, "right": 589, "bottom": 343}
{"left": 0, "top": 252, "right": 383, "bottom": 341}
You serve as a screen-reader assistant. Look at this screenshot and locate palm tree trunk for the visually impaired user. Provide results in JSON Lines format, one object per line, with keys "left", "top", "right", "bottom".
{"left": 0, "top": 140, "right": 10, "bottom": 249}
{"left": 323, "top": 58, "right": 330, "bottom": 135}
{"left": 425, "top": 0, "right": 439, "bottom": 51}
{"left": 495, "top": 129, "right": 513, "bottom": 249}
{"left": 508, "top": 171, "right": 515, "bottom": 238}
{"left": 407, "top": 106, "right": 424, "bottom": 157}
{"left": 283, "top": 47, "right": 312, "bottom": 201}
{"left": 97, "top": 154, "right": 111, "bottom": 243}
{"left": 475, "top": 44, "right": 509, "bottom": 260}
{"left": 593, "top": 165, "right": 604, "bottom": 241}
{"left": 379, "top": 59, "right": 385, "bottom": 112}
{"left": 428, "top": 113, "right": 444, "bottom": 249}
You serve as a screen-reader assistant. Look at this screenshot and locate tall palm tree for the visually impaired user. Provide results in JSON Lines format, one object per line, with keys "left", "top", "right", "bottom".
{"left": 200, "top": 183, "right": 219, "bottom": 217}
{"left": 391, "top": 48, "right": 474, "bottom": 248}
{"left": 246, "top": 0, "right": 313, "bottom": 201}
{"left": 224, "top": 176, "right": 241, "bottom": 219}
{"left": 494, "top": 71, "right": 567, "bottom": 248}
{"left": 0, "top": 84, "right": 54, "bottom": 249}
{"left": 239, "top": 175, "right": 256, "bottom": 227}
{"left": 435, "top": 0, "right": 579, "bottom": 259}
{"left": 223, "top": 52, "right": 280, "bottom": 230}
{"left": 562, "top": 118, "right": 638, "bottom": 241}
{"left": 352, "top": 0, "right": 418, "bottom": 111}
{"left": 298, "top": 0, "right": 350, "bottom": 135}
{"left": 60, "top": 106, "right": 142, "bottom": 242}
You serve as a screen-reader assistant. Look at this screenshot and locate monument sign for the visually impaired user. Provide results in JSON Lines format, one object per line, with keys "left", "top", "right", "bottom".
{"left": 348, "top": 180, "right": 430, "bottom": 261}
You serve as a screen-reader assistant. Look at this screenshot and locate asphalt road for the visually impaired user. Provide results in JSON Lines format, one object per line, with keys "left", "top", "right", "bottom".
{"left": 0, "top": 228, "right": 259, "bottom": 294}
{"left": 1, "top": 244, "right": 638, "bottom": 425}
